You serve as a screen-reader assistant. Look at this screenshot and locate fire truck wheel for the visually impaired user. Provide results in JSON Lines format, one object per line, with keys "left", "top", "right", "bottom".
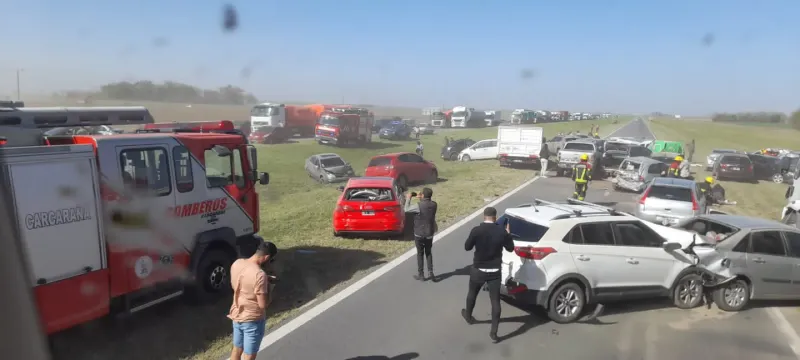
{"left": 192, "top": 249, "right": 234, "bottom": 301}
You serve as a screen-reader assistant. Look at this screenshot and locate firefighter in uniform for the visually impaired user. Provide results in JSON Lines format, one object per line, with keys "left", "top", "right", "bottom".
{"left": 698, "top": 176, "right": 714, "bottom": 203}
{"left": 668, "top": 155, "right": 683, "bottom": 177}
{"left": 572, "top": 154, "right": 592, "bottom": 200}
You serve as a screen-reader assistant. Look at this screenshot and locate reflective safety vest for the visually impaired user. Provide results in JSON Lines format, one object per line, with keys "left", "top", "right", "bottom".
{"left": 573, "top": 163, "right": 591, "bottom": 183}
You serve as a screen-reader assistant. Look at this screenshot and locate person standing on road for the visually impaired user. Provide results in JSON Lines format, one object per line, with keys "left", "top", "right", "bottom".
{"left": 686, "top": 138, "right": 696, "bottom": 163}
{"left": 539, "top": 136, "right": 549, "bottom": 177}
{"left": 228, "top": 241, "right": 277, "bottom": 360}
{"left": 461, "top": 207, "right": 514, "bottom": 342}
{"left": 408, "top": 188, "right": 437, "bottom": 281}
{"left": 572, "top": 154, "right": 592, "bottom": 200}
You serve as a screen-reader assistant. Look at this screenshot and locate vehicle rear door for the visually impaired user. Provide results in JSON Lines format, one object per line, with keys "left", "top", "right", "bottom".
{"left": 406, "top": 153, "right": 429, "bottom": 181}
{"left": 499, "top": 215, "right": 550, "bottom": 288}
{"left": 746, "top": 230, "right": 794, "bottom": 298}
{"left": 469, "top": 140, "right": 489, "bottom": 159}
{"left": 782, "top": 231, "right": 800, "bottom": 297}
{"left": 567, "top": 222, "right": 636, "bottom": 294}
{"left": 340, "top": 186, "right": 401, "bottom": 222}
{"left": 396, "top": 154, "right": 417, "bottom": 181}
{"left": 611, "top": 222, "right": 680, "bottom": 293}
{"left": 484, "top": 140, "right": 499, "bottom": 159}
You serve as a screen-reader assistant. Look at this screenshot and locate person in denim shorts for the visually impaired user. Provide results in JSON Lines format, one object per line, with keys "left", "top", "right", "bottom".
{"left": 228, "top": 241, "right": 277, "bottom": 360}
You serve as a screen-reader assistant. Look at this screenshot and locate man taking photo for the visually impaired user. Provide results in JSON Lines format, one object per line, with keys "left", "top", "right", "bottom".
{"left": 407, "top": 187, "right": 437, "bottom": 281}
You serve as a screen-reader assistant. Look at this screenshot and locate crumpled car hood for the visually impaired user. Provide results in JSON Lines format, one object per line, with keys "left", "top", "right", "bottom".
{"left": 644, "top": 222, "right": 737, "bottom": 280}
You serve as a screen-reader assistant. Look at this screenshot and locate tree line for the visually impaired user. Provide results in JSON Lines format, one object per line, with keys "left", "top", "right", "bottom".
{"left": 88, "top": 80, "right": 259, "bottom": 105}
{"left": 711, "top": 112, "right": 787, "bottom": 124}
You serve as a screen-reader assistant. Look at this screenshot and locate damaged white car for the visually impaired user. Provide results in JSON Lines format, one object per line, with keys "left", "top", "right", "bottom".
{"left": 672, "top": 214, "right": 800, "bottom": 312}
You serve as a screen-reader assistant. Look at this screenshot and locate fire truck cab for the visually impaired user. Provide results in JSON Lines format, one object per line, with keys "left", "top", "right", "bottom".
{"left": 0, "top": 106, "right": 269, "bottom": 335}
{"left": 315, "top": 109, "right": 373, "bottom": 146}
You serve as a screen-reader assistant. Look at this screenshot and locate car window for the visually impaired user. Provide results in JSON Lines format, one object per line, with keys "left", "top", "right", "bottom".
{"left": 620, "top": 160, "right": 640, "bottom": 172}
{"left": 783, "top": 232, "right": 800, "bottom": 258}
{"left": 497, "top": 215, "right": 549, "bottom": 242}
{"left": 472, "top": 141, "right": 486, "bottom": 149}
{"left": 647, "top": 163, "right": 664, "bottom": 174}
{"left": 320, "top": 157, "right": 346, "bottom": 167}
{"left": 563, "top": 227, "right": 585, "bottom": 244}
{"left": 310, "top": 157, "right": 319, "bottom": 166}
{"left": 406, "top": 154, "right": 425, "bottom": 163}
{"left": 579, "top": 223, "right": 615, "bottom": 245}
{"left": 648, "top": 185, "right": 693, "bottom": 202}
{"left": 551, "top": 136, "right": 562, "bottom": 142}
{"left": 732, "top": 238, "right": 749, "bottom": 252}
{"left": 368, "top": 156, "right": 392, "bottom": 167}
{"left": 721, "top": 156, "right": 751, "bottom": 165}
{"left": 613, "top": 223, "right": 662, "bottom": 247}
{"left": 344, "top": 187, "right": 395, "bottom": 201}
{"left": 466, "top": 140, "right": 476, "bottom": 146}
{"left": 487, "top": 140, "right": 497, "bottom": 147}
{"left": 631, "top": 147, "right": 652, "bottom": 157}
{"left": 563, "top": 142, "right": 595, "bottom": 152}
{"left": 750, "top": 231, "right": 787, "bottom": 256}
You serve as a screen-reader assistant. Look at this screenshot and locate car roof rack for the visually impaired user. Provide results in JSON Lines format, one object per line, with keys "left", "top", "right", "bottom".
{"left": 517, "top": 198, "right": 628, "bottom": 219}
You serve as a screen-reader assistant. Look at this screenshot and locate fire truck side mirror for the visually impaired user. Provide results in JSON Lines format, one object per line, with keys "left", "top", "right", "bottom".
{"left": 259, "top": 172, "right": 270, "bottom": 185}
{"left": 246, "top": 145, "right": 259, "bottom": 181}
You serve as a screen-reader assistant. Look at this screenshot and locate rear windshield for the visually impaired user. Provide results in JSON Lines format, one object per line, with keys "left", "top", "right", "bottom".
{"left": 563, "top": 142, "right": 595, "bottom": 152}
{"left": 605, "top": 142, "right": 629, "bottom": 152}
{"left": 720, "top": 156, "right": 751, "bottom": 165}
{"left": 344, "top": 187, "right": 394, "bottom": 201}
{"left": 367, "top": 157, "right": 392, "bottom": 167}
{"left": 497, "top": 215, "right": 549, "bottom": 242}
{"left": 620, "top": 160, "right": 641, "bottom": 172}
{"left": 648, "top": 185, "right": 693, "bottom": 202}
{"left": 320, "top": 157, "right": 346, "bottom": 167}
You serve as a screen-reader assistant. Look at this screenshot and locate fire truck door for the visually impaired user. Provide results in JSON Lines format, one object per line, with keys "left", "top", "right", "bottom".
{"left": 114, "top": 145, "right": 179, "bottom": 288}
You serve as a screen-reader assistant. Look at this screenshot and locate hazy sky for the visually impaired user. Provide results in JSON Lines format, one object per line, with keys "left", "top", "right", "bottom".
{"left": 2, "top": 0, "right": 799, "bottom": 115}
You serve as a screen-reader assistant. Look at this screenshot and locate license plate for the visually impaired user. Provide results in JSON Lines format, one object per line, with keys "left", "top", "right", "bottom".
{"left": 729, "top": 167, "right": 740, "bottom": 171}
{"left": 513, "top": 159, "right": 523, "bottom": 163}
{"left": 656, "top": 216, "right": 677, "bottom": 224}
{"left": 362, "top": 211, "right": 375, "bottom": 216}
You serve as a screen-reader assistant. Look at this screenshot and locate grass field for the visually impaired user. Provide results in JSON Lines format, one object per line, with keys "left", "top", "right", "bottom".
{"left": 50, "top": 116, "right": 624, "bottom": 360}
{"left": 648, "top": 118, "right": 798, "bottom": 219}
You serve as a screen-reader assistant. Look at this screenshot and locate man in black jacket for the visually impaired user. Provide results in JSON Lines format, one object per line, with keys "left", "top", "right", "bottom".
{"left": 408, "top": 187, "right": 437, "bottom": 281}
{"left": 461, "top": 207, "right": 514, "bottom": 342}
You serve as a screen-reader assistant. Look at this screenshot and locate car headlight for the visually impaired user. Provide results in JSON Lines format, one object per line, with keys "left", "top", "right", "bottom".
{"left": 326, "top": 173, "right": 335, "bottom": 179}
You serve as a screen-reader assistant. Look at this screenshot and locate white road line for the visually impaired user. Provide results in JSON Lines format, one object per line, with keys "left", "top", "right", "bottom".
{"left": 615, "top": 321, "right": 635, "bottom": 360}
{"left": 766, "top": 307, "right": 800, "bottom": 359}
{"left": 643, "top": 323, "right": 658, "bottom": 360}
{"left": 239, "top": 175, "right": 543, "bottom": 357}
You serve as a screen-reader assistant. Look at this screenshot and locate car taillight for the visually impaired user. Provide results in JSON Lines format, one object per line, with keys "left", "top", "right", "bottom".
{"left": 529, "top": 154, "right": 538, "bottom": 159}
{"left": 691, "top": 193, "right": 699, "bottom": 211}
{"left": 721, "top": 164, "right": 728, "bottom": 169}
{"left": 335, "top": 205, "right": 354, "bottom": 212}
{"left": 748, "top": 165, "right": 753, "bottom": 172}
{"left": 639, "top": 175, "right": 644, "bottom": 182}
{"left": 514, "top": 246, "right": 556, "bottom": 260}
{"left": 383, "top": 206, "right": 399, "bottom": 212}
{"left": 639, "top": 187, "right": 651, "bottom": 205}
{"left": 499, "top": 153, "right": 508, "bottom": 157}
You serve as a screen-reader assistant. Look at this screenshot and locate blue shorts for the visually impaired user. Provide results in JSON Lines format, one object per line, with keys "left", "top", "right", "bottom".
{"left": 232, "top": 320, "right": 266, "bottom": 355}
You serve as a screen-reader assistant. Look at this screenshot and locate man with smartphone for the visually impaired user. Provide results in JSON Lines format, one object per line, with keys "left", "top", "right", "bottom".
{"left": 407, "top": 187, "right": 437, "bottom": 281}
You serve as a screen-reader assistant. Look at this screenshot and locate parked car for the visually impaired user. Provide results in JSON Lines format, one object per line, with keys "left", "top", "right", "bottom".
{"left": 602, "top": 141, "right": 652, "bottom": 169}
{"left": 249, "top": 126, "right": 293, "bottom": 144}
{"left": 713, "top": 153, "right": 755, "bottom": 182}
{"left": 543, "top": 135, "right": 581, "bottom": 158}
{"left": 364, "top": 152, "right": 437, "bottom": 190}
{"left": 441, "top": 138, "right": 475, "bottom": 161}
{"left": 499, "top": 198, "right": 706, "bottom": 324}
{"left": 674, "top": 214, "right": 800, "bottom": 311}
{"left": 333, "top": 177, "right": 407, "bottom": 237}
{"left": 415, "top": 122, "right": 435, "bottom": 135}
{"left": 635, "top": 177, "right": 709, "bottom": 226}
{"left": 305, "top": 153, "right": 355, "bottom": 183}
{"left": 373, "top": 118, "right": 397, "bottom": 133}
{"left": 459, "top": 139, "right": 498, "bottom": 161}
{"left": 747, "top": 153, "right": 783, "bottom": 183}
{"left": 706, "top": 149, "right": 740, "bottom": 171}
{"left": 378, "top": 122, "right": 412, "bottom": 140}
{"left": 555, "top": 140, "right": 603, "bottom": 177}
{"left": 612, "top": 156, "right": 668, "bottom": 192}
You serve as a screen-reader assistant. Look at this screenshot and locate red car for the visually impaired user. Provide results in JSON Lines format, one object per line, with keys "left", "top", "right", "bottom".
{"left": 333, "top": 177, "right": 406, "bottom": 237}
{"left": 364, "top": 152, "right": 437, "bottom": 190}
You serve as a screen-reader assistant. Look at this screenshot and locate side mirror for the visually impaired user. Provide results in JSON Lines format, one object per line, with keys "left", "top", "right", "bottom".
{"left": 662, "top": 242, "right": 682, "bottom": 252}
{"left": 258, "top": 172, "right": 270, "bottom": 185}
{"left": 336, "top": 185, "right": 345, "bottom": 192}
{"left": 787, "top": 186, "right": 795, "bottom": 199}
{"left": 247, "top": 146, "right": 258, "bottom": 181}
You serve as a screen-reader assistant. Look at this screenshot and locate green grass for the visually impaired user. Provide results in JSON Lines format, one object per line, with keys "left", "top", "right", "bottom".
{"left": 648, "top": 119, "right": 799, "bottom": 219}
{"left": 51, "top": 118, "right": 627, "bottom": 360}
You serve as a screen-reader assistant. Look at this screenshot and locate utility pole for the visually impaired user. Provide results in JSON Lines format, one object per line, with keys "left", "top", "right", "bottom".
{"left": 15, "top": 68, "right": 23, "bottom": 100}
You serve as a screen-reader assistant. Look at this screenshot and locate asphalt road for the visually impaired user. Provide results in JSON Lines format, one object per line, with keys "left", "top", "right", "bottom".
{"left": 253, "top": 120, "right": 800, "bottom": 360}
{"left": 605, "top": 118, "right": 656, "bottom": 140}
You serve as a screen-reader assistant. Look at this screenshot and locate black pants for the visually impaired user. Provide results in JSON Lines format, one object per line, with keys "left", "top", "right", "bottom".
{"left": 465, "top": 266, "right": 502, "bottom": 334}
{"left": 414, "top": 236, "right": 433, "bottom": 273}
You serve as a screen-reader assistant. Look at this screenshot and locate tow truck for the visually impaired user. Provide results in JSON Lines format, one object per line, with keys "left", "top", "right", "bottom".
{"left": 0, "top": 105, "right": 269, "bottom": 335}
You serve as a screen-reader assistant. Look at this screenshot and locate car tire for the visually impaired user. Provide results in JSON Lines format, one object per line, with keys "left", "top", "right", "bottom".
{"left": 461, "top": 154, "right": 471, "bottom": 162}
{"left": 672, "top": 273, "right": 704, "bottom": 309}
{"left": 450, "top": 153, "right": 458, "bottom": 161}
{"left": 397, "top": 175, "right": 408, "bottom": 190}
{"left": 712, "top": 278, "right": 750, "bottom": 312}
{"left": 772, "top": 173, "right": 784, "bottom": 183}
{"left": 427, "top": 170, "right": 438, "bottom": 184}
{"left": 547, "top": 282, "right": 586, "bottom": 324}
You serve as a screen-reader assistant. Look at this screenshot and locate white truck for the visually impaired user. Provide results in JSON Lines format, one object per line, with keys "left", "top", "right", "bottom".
{"left": 450, "top": 106, "right": 487, "bottom": 128}
{"left": 555, "top": 139, "right": 603, "bottom": 177}
{"left": 510, "top": 109, "right": 536, "bottom": 125}
{"left": 497, "top": 125, "right": 544, "bottom": 168}
{"left": 484, "top": 110, "right": 502, "bottom": 126}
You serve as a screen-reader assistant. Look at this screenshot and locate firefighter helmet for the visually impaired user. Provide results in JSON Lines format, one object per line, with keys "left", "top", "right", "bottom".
{"left": 580, "top": 154, "right": 589, "bottom": 161}
{"left": 705, "top": 176, "right": 714, "bottom": 184}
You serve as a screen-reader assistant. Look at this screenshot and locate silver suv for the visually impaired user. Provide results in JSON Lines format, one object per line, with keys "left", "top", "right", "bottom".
{"left": 635, "top": 178, "right": 708, "bottom": 226}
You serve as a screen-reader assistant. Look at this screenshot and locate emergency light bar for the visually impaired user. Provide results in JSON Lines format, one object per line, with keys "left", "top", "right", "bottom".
{"left": 0, "top": 106, "right": 154, "bottom": 128}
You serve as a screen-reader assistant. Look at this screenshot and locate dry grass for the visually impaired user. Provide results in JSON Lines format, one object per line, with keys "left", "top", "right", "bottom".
{"left": 648, "top": 119, "right": 798, "bottom": 218}
{"left": 49, "top": 109, "right": 625, "bottom": 360}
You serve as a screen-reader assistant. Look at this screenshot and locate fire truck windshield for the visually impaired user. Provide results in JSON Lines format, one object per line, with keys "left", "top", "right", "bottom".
{"left": 251, "top": 105, "right": 280, "bottom": 116}
{"left": 320, "top": 115, "right": 340, "bottom": 126}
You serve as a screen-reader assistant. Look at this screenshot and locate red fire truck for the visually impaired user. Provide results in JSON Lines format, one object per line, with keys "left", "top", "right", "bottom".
{"left": 315, "top": 109, "right": 373, "bottom": 146}
{"left": 0, "top": 106, "right": 269, "bottom": 335}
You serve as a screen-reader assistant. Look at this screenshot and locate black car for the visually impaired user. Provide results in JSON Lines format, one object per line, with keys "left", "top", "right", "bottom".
{"left": 441, "top": 138, "right": 475, "bottom": 161}
{"left": 378, "top": 122, "right": 412, "bottom": 140}
{"left": 747, "top": 153, "right": 783, "bottom": 182}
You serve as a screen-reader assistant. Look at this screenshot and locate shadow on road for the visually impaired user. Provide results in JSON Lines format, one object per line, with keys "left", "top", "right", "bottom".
{"left": 345, "top": 352, "right": 420, "bottom": 360}
{"left": 432, "top": 265, "right": 471, "bottom": 282}
{"left": 50, "top": 246, "right": 385, "bottom": 360}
